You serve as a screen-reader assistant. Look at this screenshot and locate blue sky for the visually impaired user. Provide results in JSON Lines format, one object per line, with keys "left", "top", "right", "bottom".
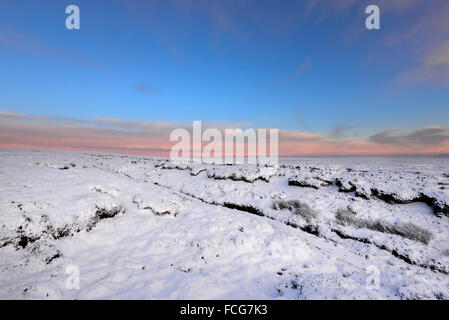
{"left": 1, "top": 0, "right": 449, "bottom": 155}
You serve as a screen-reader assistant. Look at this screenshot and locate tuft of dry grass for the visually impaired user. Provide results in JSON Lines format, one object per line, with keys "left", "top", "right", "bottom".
{"left": 273, "top": 200, "right": 317, "bottom": 223}
{"left": 335, "top": 207, "right": 432, "bottom": 245}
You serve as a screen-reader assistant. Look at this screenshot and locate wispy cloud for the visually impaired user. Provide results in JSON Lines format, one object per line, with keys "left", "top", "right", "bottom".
{"left": 397, "top": 39, "right": 449, "bottom": 86}
{"left": 303, "top": 0, "right": 449, "bottom": 87}
{"left": 136, "top": 83, "right": 161, "bottom": 95}
{"left": 328, "top": 123, "right": 355, "bottom": 139}
{"left": 273, "top": 57, "right": 310, "bottom": 89}
{"left": 369, "top": 127, "right": 449, "bottom": 146}
{"left": 0, "top": 27, "right": 103, "bottom": 72}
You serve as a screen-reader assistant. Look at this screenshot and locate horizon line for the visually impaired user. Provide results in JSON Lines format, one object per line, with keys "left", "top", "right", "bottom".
{"left": 1, "top": 146, "right": 447, "bottom": 159}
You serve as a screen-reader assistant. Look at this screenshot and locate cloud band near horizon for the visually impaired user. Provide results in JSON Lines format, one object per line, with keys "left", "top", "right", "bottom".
{"left": 1, "top": 111, "right": 448, "bottom": 157}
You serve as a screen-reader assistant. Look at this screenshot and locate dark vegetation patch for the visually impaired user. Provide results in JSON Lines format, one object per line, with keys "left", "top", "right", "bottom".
{"left": 59, "top": 163, "right": 76, "bottom": 170}
{"left": 222, "top": 202, "right": 264, "bottom": 216}
{"left": 45, "top": 252, "right": 61, "bottom": 265}
{"left": 208, "top": 172, "right": 270, "bottom": 183}
{"left": 18, "top": 235, "right": 38, "bottom": 249}
{"left": 190, "top": 168, "right": 206, "bottom": 176}
{"left": 288, "top": 177, "right": 330, "bottom": 189}
{"left": 86, "top": 205, "right": 125, "bottom": 231}
{"left": 335, "top": 179, "right": 356, "bottom": 193}
{"left": 272, "top": 200, "right": 317, "bottom": 223}
{"left": 1, "top": 204, "right": 125, "bottom": 250}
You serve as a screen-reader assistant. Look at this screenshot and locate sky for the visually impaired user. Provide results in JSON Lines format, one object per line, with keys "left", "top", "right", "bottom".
{"left": 1, "top": 0, "right": 449, "bottom": 156}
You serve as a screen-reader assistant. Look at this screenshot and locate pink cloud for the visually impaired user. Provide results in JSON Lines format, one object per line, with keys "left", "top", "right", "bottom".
{"left": 1, "top": 111, "right": 448, "bottom": 157}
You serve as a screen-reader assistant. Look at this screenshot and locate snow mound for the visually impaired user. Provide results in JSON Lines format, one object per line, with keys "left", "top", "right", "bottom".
{"left": 133, "top": 194, "right": 181, "bottom": 216}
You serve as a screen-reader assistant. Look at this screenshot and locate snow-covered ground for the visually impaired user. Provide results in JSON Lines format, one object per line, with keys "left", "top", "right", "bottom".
{"left": 1, "top": 149, "right": 449, "bottom": 299}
